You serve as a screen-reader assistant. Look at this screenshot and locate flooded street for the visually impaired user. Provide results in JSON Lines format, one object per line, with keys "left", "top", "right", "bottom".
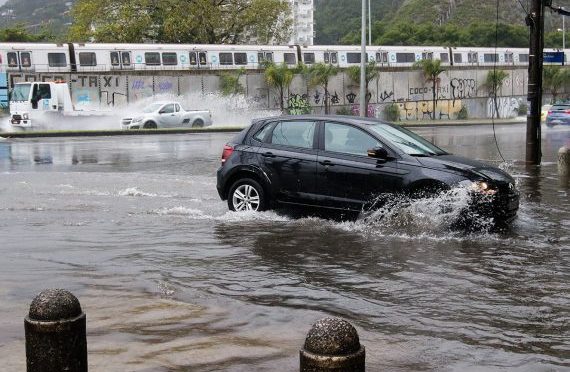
{"left": 0, "top": 124, "right": 568, "bottom": 371}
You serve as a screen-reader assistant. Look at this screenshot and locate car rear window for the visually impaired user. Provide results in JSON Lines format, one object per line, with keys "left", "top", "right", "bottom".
{"left": 551, "top": 105, "right": 570, "bottom": 110}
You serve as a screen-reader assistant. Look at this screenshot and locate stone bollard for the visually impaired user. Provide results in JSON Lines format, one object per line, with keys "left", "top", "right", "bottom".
{"left": 559, "top": 146, "right": 570, "bottom": 177}
{"left": 25, "top": 289, "right": 87, "bottom": 372}
{"left": 300, "top": 318, "right": 365, "bottom": 372}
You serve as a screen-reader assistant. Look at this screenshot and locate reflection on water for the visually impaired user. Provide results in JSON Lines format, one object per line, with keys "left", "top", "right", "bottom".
{"left": 0, "top": 125, "right": 568, "bottom": 371}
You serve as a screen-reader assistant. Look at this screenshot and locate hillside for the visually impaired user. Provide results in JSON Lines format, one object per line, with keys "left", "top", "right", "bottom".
{"left": 315, "top": 0, "right": 570, "bottom": 45}
{"left": 2, "top": 0, "right": 570, "bottom": 45}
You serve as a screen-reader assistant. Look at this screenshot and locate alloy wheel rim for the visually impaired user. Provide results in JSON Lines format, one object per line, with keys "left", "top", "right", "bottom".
{"left": 232, "top": 184, "right": 260, "bottom": 211}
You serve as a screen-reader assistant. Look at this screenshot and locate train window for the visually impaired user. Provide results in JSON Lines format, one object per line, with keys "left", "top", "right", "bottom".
{"left": 422, "top": 52, "right": 433, "bottom": 60}
{"left": 219, "top": 52, "right": 233, "bottom": 65}
{"left": 21, "top": 52, "right": 31, "bottom": 67}
{"left": 324, "top": 52, "right": 330, "bottom": 64}
{"left": 303, "top": 53, "right": 315, "bottom": 64}
{"left": 110, "top": 52, "right": 120, "bottom": 66}
{"left": 234, "top": 53, "right": 247, "bottom": 65}
{"left": 331, "top": 52, "right": 337, "bottom": 64}
{"left": 79, "top": 52, "right": 97, "bottom": 66}
{"left": 347, "top": 53, "right": 363, "bottom": 64}
{"left": 48, "top": 53, "right": 67, "bottom": 67}
{"left": 453, "top": 53, "right": 463, "bottom": 63}
{"left": 199, "top": 52, "right": 207, "bottom": 65}
{"left": 519, "top": 54, "right": 529, "bottom": 63}
{"left": 396, "top": 53, "right": 415, "bottom": 63}
{"left": 145, "top": 52, "right": 161, "bottom": 65}
{"left": 468, "top": 52, "right": 478, "bottom": 63}
{"left": 439, "top": 53, "right": 449, "bottom": 63}
{"left": 7, "top": 52, "right": 18, "bottom": 67}
{"left": 190, "top": 52, "right": 198, "bottom": 65}
{"left": 121, "top": 52, "right": 131, "bottom": 66}
{"left": 483, "top": 53, "right": 498, "bottom": 63}
{"left": 162, "top": 53, "right": 177, "bottom": 65}
{"left": 258, "top": 52, "right": 273, "bottom": 64}
{"left": 505, "top": 53, "right": 513, "bottom": 64}
{"left": 376, "top": 52, "right": 388, "bottom": 63}
{"left": 284, "top": 53, "right": 296, "bottom": 65}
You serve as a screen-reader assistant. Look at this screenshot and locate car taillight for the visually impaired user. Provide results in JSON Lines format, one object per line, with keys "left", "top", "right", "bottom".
{"left": 565, "top": 109, "right": 570, "bottom": 114}
{"left": 548, "top": 111, "right": 553, "bottom": 115}
{"left": 221, "top": 144, "right": 234, "bottom": 165}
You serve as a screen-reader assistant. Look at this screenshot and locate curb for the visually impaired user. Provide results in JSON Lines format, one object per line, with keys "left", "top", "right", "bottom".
{"left": 0, "top": 120, "right": 528, "bottom": 139}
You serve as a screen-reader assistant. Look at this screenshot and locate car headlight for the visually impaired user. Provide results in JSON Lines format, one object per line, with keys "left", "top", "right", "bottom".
{"left": 460, "top": 180, "right": 498, "bottom": 195}
{"left": 132, "top": 116, "right": 143, "bottom": 123}
{"left": 22, "top": 113, "right": 29, "bottom": 120}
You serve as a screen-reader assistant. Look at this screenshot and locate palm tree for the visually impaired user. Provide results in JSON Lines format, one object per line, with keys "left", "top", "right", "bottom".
{"left": 543, "top": 66, "right": 570, "bottom": 103}
{"left": 307, "top": 63, "right": 339, "bottom": 114}
{"left": 485, "top": 70, "right": 509, "bottom": 119}
{"left": 262, "top": 62, "right": 295, "bottom": 113}
{"left": 347, "top": 61, "right": 379, "bottom": 117}
{"left": 414, "top": 59, "right": 445, "bottom": 120}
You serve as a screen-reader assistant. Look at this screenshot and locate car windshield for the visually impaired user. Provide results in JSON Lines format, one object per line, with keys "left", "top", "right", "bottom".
{"left": 143, "top": 103, "right": 165, "bottom": 113}
{"left": 368, "top": 123, "right": 448, "bottom": 156}
{"left": 11, "top": 84, "right": 31, "bottom": 102}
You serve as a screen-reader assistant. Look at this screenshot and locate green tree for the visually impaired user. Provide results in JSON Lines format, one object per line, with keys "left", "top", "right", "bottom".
{"left": 0, "top": 23, "right": 53, "bottom": 42}
{"left": 543, "top": 66, "right": 570, "bottom": 103}
{"left": 485, "top": 70, "right": 509, "bottom": 119}
{"left": 347, "top": 61, "right": 379, "bottom": 116}
{"left": 220, "top": 68, "right": 246, "bottom": 96}
{"left": 414, "top": 59, "right": 445, "bottom": 120}
{"left": 306, "top": 63, "right": 339, "bottom": 114}
{"left": 263, "top": 62, "right": 295, "bottom": 112}
{"left": 68, "top": 0, "right": 291, "bottom": 44}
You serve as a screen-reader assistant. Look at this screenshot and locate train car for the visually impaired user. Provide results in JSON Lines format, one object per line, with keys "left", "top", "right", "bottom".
{"left": 1, "top": 42, "right": 568, "bottom": 74}
{"left": 449, "top": 47, "right": 531, "bottom": 67}
{"left": 0, "top": 42, "right": 70, "bottom": 74}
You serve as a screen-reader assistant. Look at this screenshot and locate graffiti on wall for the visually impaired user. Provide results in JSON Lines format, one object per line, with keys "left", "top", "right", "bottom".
{"left": 288, "top": 94, "right": 311, "bottom": 115}
{"left": 393, "top": 99, "right": 463, "bottom": 121}
{"left": 487, "top": 97, "right": 522, "bottom": 118}
{"left": 450, "top": 78, "right": 476, "bottom": 106}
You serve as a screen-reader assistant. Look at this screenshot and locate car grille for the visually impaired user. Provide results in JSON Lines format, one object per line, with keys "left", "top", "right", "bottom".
{"left": 122, "top": 118, "right": 132, "bottom": 126}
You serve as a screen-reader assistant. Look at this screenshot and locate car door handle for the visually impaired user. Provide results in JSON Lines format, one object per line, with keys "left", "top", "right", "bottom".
{"left": 319, "top": 160, "right": 334, "bottom": 166}
{"left": 262, "top": 152, "right": 276, "bottom": 158}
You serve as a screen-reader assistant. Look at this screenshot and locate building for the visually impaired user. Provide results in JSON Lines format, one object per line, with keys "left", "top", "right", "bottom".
{"left": 289, "top": 0, "right": 314, "bottom": 46}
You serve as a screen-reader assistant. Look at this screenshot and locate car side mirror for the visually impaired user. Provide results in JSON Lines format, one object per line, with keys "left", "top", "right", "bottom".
{"left": 367, "top": 146, "right": 389, "bottom": 160}
{"left": 158, "top": 110, "right": 165, "bottom": 114}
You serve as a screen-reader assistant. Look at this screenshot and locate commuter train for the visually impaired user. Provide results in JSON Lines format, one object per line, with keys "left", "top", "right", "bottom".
{"left": 0, "top": 42, "right": 566, "bottom": 73}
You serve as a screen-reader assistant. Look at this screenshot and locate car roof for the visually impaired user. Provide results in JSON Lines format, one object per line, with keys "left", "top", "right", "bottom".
{"left": 255, "top": 115, "right": 391, "bottom": 127}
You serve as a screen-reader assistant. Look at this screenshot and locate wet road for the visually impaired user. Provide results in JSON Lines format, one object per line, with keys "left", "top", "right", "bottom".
{"left": 0, "top": 124, "right": 569, "bottom": 371}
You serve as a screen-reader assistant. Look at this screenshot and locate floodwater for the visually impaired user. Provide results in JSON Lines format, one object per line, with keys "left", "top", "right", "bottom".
{"left": 0, "top": 124, "right": 568, "bottom": 371}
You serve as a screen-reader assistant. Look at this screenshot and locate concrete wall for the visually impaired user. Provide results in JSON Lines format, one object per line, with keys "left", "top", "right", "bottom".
{"left": 6, "top": 66, "right": 555, "bottom": 120}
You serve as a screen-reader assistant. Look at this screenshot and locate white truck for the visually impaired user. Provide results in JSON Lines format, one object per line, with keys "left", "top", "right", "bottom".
{"left": 121, "top": 102, "right": 212, "bottom": 129}
{"left": 8, "top": 81, "right": 109, "bottom": 130}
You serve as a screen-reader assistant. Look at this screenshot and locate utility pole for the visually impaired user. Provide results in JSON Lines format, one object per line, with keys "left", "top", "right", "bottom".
{"left": 526, "top": 0, "right": 544, "bottom": 165}
{"left": 360, "top": 0, "right": 367, "bottom": 117}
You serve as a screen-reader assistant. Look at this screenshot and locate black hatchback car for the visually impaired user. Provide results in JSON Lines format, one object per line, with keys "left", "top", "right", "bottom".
{"left": 216, "top": 115, "right": 519, "bottom": 224}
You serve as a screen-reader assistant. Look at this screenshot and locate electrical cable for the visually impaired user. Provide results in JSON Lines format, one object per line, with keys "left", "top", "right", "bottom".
{"left": 492, "top": 0, "right": 507, "bottom": 162}
{"left": 516, "top": 0, "right": 529, "bottom": 15}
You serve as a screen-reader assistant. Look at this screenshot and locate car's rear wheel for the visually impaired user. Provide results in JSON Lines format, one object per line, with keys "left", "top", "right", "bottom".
{"left": 228, "top": 178, "right": 267, "bottom": 212}
{"left": 192, "top": 119, "right": 204, "bottom": 128}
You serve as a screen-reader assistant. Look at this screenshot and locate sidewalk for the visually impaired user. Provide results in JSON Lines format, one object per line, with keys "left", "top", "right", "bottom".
{"left": 397, "top": 117, "right": 527, "bottom": 127}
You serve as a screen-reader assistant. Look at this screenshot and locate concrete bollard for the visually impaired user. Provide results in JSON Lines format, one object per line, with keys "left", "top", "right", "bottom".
{"left": 25, "top": 289, "right": 87, "bottom": 372}
{"left": 559, "top": 146, "right": 570, "bottom": 177}
{"left": 300, "top": 318, "right": 365, "bottom": 372}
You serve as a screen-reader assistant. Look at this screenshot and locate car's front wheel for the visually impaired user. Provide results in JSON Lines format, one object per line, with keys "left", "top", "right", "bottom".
{"left": 228, "top": 178, "right": 267, "bottom": 212}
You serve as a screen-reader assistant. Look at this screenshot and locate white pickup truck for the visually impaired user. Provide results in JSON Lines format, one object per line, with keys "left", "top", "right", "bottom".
{"left": 121, "top": 102, "right": 212, "bottom": 129}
